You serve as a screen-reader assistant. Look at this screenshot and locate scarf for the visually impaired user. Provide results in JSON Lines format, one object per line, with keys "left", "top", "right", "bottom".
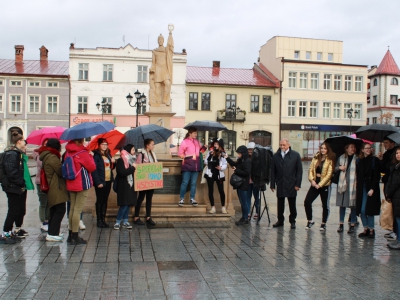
{"left": 120, "top": 150, "right": 136, "bottom": 187}
{"left": 22, "top": 153, "right": 34, "bottom": 191}
{"left": 338, "top": 154, "right": 357, "bottom": 206}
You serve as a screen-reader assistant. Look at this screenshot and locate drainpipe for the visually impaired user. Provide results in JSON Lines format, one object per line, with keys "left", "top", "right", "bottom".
{"left": 279, "top": 57, "right": 284, "bottom": 141}
{"left": 68, "top": 75, "right": 71, "bottom": 128}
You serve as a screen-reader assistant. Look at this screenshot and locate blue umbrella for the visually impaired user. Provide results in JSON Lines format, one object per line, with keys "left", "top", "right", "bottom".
{"left": 60, "top": 121, "right": 115, "bottom": 140}
{"left": 124, "top": 124, "right": 174, "bottom": 149}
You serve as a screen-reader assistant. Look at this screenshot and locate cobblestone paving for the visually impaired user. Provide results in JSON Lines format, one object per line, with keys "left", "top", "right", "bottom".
{"left": 1, "top": 166, "right": 400, "bottom": 299}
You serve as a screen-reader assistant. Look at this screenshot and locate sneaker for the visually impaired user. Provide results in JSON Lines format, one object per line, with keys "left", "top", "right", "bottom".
{"left": 384, "top": 231, "right": 394, "bottom": 238}
{"left": 235, "top": 218, "right": 249, "bottom": 226}
{"left": 122, "top": 222, "right": 132, "bottom": 229}
{"left": 221, "top": 207, "right": 227, "bottom": 214}
{"left": 178, "top": 199, "right": 184, "bottom": 207}
{"left": 347, "top": 226, "right": 355, "bottom": 234}
{"left": 134, "top": 218, "right": 145, "bottom": 226}
{"left": 15, "top": 230, "right": 26, "bottom": 238}
{"left": 0, "top": 233, "right": 16, "bottom": 244}
{"left": 17, "top": 229, "right": 29, "bottom": 236}
{"left": 190, "top": 199, "right": 198, "bottom": 207}
{"left": 319, "top": 224, "right": 326, "bottom": 231}
{"left": 209, "top": 207, "right": 216, "bottom": 214}
{"left": 253, "top": 214, "right": 259, "bottom": 220}
{"left": 113, "top": 223, "right": 120, "bottom": 230}
{"left": 41, "top": 223, "right": 48, "bottom": 232}
{"left": 46, "top": 235, "right": 63, "bottom": 242}
{"left": 146, "top": 218, "right": 156, "bottom": 226}
{"left": 337, "top": 224, "right": 344, "bottom": 233}
{"left": 387, "top": 240, "right": 400, "bottom": 250}
{"left": 386, "top": 232, "right": 397, "bottom": 241}
{"left": 305, "top": 221, "right": 315, "bottom": 229}
{"left": 79, "top": 220, "right": 86, "bottom": 230}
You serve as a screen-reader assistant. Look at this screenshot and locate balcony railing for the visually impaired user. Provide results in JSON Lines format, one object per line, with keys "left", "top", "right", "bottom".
{"left": 216, "top": 110, "right": 246, "bottom": 122}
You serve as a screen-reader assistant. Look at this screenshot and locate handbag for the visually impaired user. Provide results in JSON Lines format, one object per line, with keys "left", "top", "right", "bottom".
{"left": 380, "top": 199, "right": 393, "bottom": 231}
{"left": 331, "top": 170, "right": 341, "bottom": 184}
{"left": 200, "top": 167, "right": 207, "bottom": 184}
{"left": 230, "top": 173, "right": 244, "bottom": 189}
{"left": 40, "top": 168, "right": 49, "bottom": 193}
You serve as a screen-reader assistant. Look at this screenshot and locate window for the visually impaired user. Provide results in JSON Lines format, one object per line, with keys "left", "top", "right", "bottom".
{"left": 328, "top": 53, "right": 333, "bottom": 62}
{"left": 373, "top": 78, "right": 378, "bottom": 86}
{"left": 311, "top": 73, "right": 319, "bottom": 89}
{"left": 288, "top": 101, "right": 296, "bottom": 117}
{"left": 317, "top": 52, "right": 322, "bottom": 61}
{"left": 294, "top": 51, "right": 299, "bottom": 59}
{"left": 0, "top": 79, "right": 3, "bottom": 86}
{"left": 372, "top": 117, "right": 377, "bottom": 124}
{"left": 344, "top": 75, "right": 352, "bottom": 91}
{"left": 391, "top": 78, "right": 398, "bottom": 85}
{"left": 225, "top": 94, "right": 236, "bottom": 109}
{"left": 47, "top": 96, "right": 58, "bottom": 113}
{"left": 334, "top": 75, "right": 341, "bottom": 91}
{"left": 10, "top": 95, "right": 21, "bottom": 113}
{"left": 0, "top": 95, "right": 3, "bottom": 112}
{"left": 323, "top": 74, "right": 331, "bottom": 90}
{"left": 102, "top": 97, "right": 112, "bottom": 114}
{"left": 323, "top": 102, "right": 330, "bottom": 118}
{"left": 29, "top": 81, "right": 40, "bottom": 87}
{"left": 300, "top": 73, "right": 308, "bottom": 89}
{"left": 310, "top": 102, "right": 317, "bottom": 118}
{"left": 47, "top": 82, "right": 58, "bottom": 87}
{"left": 354, "top": 104, "right": 362, "bottom": 119}
{"left": 262, "top": 96, "right": 271, "bottom": 113}
{"left": 189, "top": 92, "right": 198, "bottom": 110}
{"left": 201, "top": 93, "right": 210, "bottom": 110}
{"left": 396, "top": 117, "right": 400, "bottom": 127}
{"left": 366, "top": 118, "right": 369, "bottom": 125}
{"left": 373, "top": 95, "right": 377, "bottom": 105}
{"left": 138, "top": 65, "right": 148, "bottom": 83}
{"left": 250, "top": 95, "right": 259, "bottom": 112}
{"left": 333, "top": 103, "right": 341, "bottom": 119}
{"left": 306, "top": 51, "right": 311, "bottom": 60}
{"left": 288, "top": 72, "right": 296, "bottom": 88}
{"left": 103, "top": 64, "right": 113, "bottom": 81}
{"left": 299, "top": 101, "right": 307, "bottom": 117}
{"left": 29, "top": 96, "right": 40, "bottom": 113}
{"left": 11, "top": 81, "right": 22, "bottom": 86}
{"left": 78, "top": 63, "right": 89, "bottom": 80}
{"left": 78, "top": 96, "right": 88, "bottom": 113}
{"left": 344, "top": 103, "right": 351, "bottom": 118}
{"left": 355, "top": 76, "right": 362, "bottom": 92}
{"left": 390, "top": 95, "right": 398, "bottom": 105}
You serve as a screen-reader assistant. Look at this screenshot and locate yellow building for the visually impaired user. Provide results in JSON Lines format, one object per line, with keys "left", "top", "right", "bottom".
{"left": 184, "top": 62, "right": 280, "bottom": 153}
{"left": 259, "top": 36, "right": 368, "bottom": 157}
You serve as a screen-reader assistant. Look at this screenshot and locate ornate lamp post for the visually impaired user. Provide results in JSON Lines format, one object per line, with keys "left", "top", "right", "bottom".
{"left": 126, "top": 90, "right": 147, "bottom": 127}
{"left": 347, "top": 108, "right": 358, "bottom": 134}
{"left": 227, "top": 104, "right": 241, "bottom": 156}
{"left": 96, "top": 99, "right": 111, "bottom": 121}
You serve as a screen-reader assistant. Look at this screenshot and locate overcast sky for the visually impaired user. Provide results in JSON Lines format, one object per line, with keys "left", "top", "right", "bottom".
{"left": 1, "top": 0, "right": 399, "bottom": 69}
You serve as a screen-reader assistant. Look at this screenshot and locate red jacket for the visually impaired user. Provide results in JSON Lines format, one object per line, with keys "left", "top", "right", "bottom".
{"left": 64, "top": 141, "right": 96, "bottom": 192}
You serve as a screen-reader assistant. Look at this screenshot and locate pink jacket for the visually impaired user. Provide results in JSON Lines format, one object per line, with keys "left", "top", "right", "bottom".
{"left": 179, "top": 138, "right": 201, "bottom": 172}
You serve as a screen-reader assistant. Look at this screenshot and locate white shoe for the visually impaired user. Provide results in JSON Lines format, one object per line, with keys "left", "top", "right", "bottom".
{"left": 41, "top": 224, "right": 48, "bottom": 232}
{"left": 46, "top": 234, "right": 63, "bottom": 242}
{"left": 59, "top": 233, "right": 64, "bottom": 237}
{"left": 79, "top": 220, "right": 86, "bottom": 230}
{"left": 221, "top": 207, "right": 227, "bottom": 214}
{"left": 209, "top": 207, "right": 216, "bottom": 214}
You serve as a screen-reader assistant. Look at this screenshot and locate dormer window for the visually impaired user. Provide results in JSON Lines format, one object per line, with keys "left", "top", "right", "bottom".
{"left": 391, "top": 78, "right": 398, "bottom": 85}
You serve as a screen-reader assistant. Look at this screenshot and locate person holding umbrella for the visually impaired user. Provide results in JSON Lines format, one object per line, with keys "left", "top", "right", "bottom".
{"left": 92, "top": 138, "right": 115, "bottom": 228}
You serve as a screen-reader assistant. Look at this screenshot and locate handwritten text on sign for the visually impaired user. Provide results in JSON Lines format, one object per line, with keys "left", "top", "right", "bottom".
{"left": 134, "top": 162, "right": 164, "bottom": 191}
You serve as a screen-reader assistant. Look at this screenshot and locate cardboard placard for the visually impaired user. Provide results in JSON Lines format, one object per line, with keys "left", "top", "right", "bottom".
{"left": 134, "top": 162, "right": 164, "bottom": 191}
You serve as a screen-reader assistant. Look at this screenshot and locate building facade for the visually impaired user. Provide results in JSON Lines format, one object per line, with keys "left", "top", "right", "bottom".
{"left": 0, "top": 45, "right": 69, "bottom": 152}
{"left": 185, "top": 62, "right": 280, "bottom": 153}
{"left": 259, "top": 36, "right": 368, "bottom": 157}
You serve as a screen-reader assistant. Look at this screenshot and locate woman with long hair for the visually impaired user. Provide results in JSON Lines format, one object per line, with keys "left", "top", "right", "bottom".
{"left": 304, "top": 142, "right": 335, "bottom": 231}
{"left": 92, "top": 138, "right": 115, "bottom": 228}
{"left": 204, "top": 138, "right": 228, "bottom": 214}
{"left": 336, "top": 143, "right": 358, "bottom": 233}
{"left": 134, "top": 139, "right": 157, "bottom": 227}
{"left": 356, "top": 143, "right": 381, "bottom": 238}
{"left": 178, "top": 127, "right": 201, "bottom": 207}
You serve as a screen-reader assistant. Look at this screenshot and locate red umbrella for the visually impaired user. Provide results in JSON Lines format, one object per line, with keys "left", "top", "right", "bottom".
{"left": 26, "top": 126, "right": 66, "bottom": 146}
{"left": 87, "top": 130, "right": 124, "bottom": 156}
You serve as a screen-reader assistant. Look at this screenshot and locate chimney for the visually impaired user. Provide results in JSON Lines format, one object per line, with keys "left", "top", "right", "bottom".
{"left": 212, "top": 61, "right": 220, "bottom": 68}
{"left": 39, "top": 45, "right": 48, "bottom": 61}
{"left": 212, "top": 61, "right": 220, "bottom": 76}
{"left": 15, "top": 45, "right": 24, "bottom": 63}
{"left": 70, "top": 43, "right": 75, "bottom": 50}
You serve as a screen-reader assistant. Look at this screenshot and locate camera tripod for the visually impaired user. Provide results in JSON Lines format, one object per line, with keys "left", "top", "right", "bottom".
{"left": 250, "top": 187, "right": 270, "bottom": 224}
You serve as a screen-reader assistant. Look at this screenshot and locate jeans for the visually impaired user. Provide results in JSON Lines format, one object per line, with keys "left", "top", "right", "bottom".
{"left": 237, "top": 189, "right": 249, "bottom": 219}
{"left": 180, "top": 171, "right": 199, "bottom": 200}
{"left": 304, "top": 184, "right": 330, "bottom": 223}
{"left": 3, "top": 191, "right": 27, "bottom": 232}
{"left": 247, "top": 183, "right": 260, "bottom": 215}
{"left": 116, "top": 205, "right": 131, "bottom": 224}
{"left": 360, "top": 185, "right": 375, "bottom": 229}
{"left": 37, "top": 184, "right": 50, "bottom": 222}
{"left": 339, "top": 207, "right": 356, "bottom": 224}
{"left": 135, "top": 189, "right": 154, "bottom": 218}
{"left": 69, "top": 190, "right": 88, "bottom": 232}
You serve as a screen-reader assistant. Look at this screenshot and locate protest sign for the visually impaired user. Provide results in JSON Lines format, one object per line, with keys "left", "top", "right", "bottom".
{"left": 134, "top": 162, "right": 163, "bottom": 191}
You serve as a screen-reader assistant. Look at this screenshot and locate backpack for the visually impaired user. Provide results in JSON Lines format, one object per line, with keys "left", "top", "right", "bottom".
{"left": 40, "top": 156, "right": 50, "bottom": 193}
{"left": 62, "top": 150, "right": 86, "bottom": 180}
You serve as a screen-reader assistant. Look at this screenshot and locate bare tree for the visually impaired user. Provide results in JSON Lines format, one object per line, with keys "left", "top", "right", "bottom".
{"left": 303, "top": 131, "right": 314, "bottom": 158}
{"left": 378, "top": 111, "right": 394, "bottom": 125}
{"left": 175, "top": 129, "right": 185, "bottom": 150}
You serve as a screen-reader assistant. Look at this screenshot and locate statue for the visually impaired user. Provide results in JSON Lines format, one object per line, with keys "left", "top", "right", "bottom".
{"left": 149, "top": 24, "right": 174, "bottom": 106}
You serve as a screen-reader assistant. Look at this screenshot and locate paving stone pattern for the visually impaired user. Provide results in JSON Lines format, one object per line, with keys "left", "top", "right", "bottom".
{"left": 0, "top": 162, "right": 400, "bottom": 299}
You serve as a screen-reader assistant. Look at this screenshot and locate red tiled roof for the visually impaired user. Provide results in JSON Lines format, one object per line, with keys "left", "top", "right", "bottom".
{"left": 256, "top": 63, "right": 280, "bottom": 86}
{"left": 186, "top": 66, "right": 279, "bottom": 87}
{"left": 374, "top": 50, "right": 400, "bottom": 76}
{"left": 0, "top": 59, "right": 69, "bottom": 77}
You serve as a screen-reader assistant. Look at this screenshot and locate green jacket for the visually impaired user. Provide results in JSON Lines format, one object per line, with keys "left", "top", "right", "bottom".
{"left": 22, "top": 153, "right": 34, "bottom": 191}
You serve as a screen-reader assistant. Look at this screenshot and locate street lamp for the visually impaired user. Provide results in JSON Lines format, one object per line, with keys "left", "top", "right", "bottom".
{"left": 347, "top": 108, "right": 358, "bottom": 134}
{"left": 227, "top": 104, "right": 241, "bottom": 156}
{"left": 126, "top": 90, "right": 147, "bottom": 127}
{"left": 96, "top": 99, "right": 111, "bottom": 121}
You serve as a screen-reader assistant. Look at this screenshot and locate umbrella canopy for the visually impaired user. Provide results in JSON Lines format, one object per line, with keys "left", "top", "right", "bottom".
{"left": 124, "top": 124, "right": 174, "bottom": 149}
{"left": 386, "top": 132, "right": 400, "bottom": 144}
{"left": 324, "top": 135, "right": 364, "bottom": 157}
{"left": 60, "top": 121, "right": 115, "bottom": 140}
{"left": 26, "top": 126, "right": 66, "bottom": 145}
{"left": 184, "top": 120, "right": 228, "bottom": 131}
{"left": 355, "top": 124, "right": 399, "bottom": 142}
{"left": 87, "top": 130, "right": 124, "bottom": 156}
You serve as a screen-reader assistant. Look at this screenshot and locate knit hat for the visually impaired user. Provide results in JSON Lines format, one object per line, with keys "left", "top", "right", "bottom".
{"left": 123, "top": 144, "right": 135, "bottom": 153}
{"left": 247, "top": 142, "right": 255, "bottom": 149}
{"left": 98, "top": 138, "right": 108, "bottom": 146}
{"left": 236, "top": 145, "right": 248, "bottom": 155}
{"left": 212, "top": 138, "right": 224, "bottom": 150}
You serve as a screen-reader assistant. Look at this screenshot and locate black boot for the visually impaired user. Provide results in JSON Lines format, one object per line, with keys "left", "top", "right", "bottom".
{"left": 70, "top": 232, "right": 87, "bottom": 245}
{"left": 67, "top": 230, "right": 72, "bottom": 243}
{"left": 101, "top": 203, "right": 109, "bottom": 227}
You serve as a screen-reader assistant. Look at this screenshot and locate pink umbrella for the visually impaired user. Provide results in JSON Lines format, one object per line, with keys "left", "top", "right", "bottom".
{"left": 26, "top": 126, "right": 66, "bottom": 146}
{"left": 350, "top": 134, "right": 373, "bottom": 145}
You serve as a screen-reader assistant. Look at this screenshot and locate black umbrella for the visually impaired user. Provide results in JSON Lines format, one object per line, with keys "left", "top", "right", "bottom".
{"left": 385, "top": 132, "right": 400, "bottom": 144}
{"left": 355, "top": 124, "right": 399, "bottom": 142}
{"left": 324, "top": 135, "right": 364, "bottom": 157}
{"left": 184, "top": 120, "right": 228, "bottom": 131}
{"left": 123, "top": 124, "right": 175, "bottom": 149}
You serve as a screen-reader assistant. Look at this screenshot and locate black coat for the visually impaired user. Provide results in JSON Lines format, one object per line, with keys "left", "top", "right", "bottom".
{"left": 226, "top": 156, "right": 251, "bottom": 191}
{"left": 379, "top": 147, "right": 395, "bottom": 184}
{"left": 385, "top": 164, "right": 400, "bottom": 218}
{"left": 270, "top": 148, "right": 302, "bottom": 198}
{"left": 1, "top": 148, "right": 25, "bottom": 194}
{"left": 92, "top": 150, "right": 114, "bottom": 187}
{"left": 115, "top": 158, "right": 137, "bottom": 206}
{"left": 356, "top": 156, "right": 381, "bottom": 216}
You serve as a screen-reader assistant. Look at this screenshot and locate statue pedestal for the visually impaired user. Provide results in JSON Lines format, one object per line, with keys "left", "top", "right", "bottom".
{"left": 145, "top": 110, "right": 176, "bottom": 159}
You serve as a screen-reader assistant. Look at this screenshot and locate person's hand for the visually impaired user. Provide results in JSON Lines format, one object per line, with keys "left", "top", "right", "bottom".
{"left": 311, "top": 180, "right": 316, "bottom": 187}
{"left": 368, "top": 189, "right": 374, "bottom": 196}
{"left": 89, "top": 151, "right": 94, "bottom": 156}
{"left": 111, "top": 157, "right": 116, "bottom": 163}
{"left": 271, "top": 188, "right": 275, "bottom": 193}
{"left": 216, "top": 166, "right": 222, "bottom": 170}
{"left": 98, "top": 184, "right": 104, "bottom": 188}
{"left": 315, "top": 184, "right": 320, "bottom": 190}
{"left": 339, "top": 166, "right": 346, "bottom": 171}
{"left": 132, "top": 163, "right": 136, "bottom": 168}
{"left": 295, "top": 186, "right": 300, "bottom": 191}
{"left": 232, "top": 166, "right": 236, "bottom": 171}
{"left": 179, "top": 154, "right": 185, "bottom": 159}
{"left": 377, "top": 152, "right": 383, "bottom": 160}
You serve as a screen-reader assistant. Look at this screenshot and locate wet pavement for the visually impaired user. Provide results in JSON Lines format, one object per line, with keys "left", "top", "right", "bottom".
{"left": 1, "top": 164, "right": 400, "bottom": 299}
